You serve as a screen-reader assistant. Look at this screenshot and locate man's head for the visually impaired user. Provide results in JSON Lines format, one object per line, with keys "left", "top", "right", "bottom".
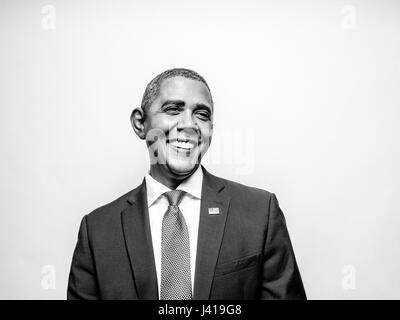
{"left": 131, "top": 68, "right": 214, "bottom": 186}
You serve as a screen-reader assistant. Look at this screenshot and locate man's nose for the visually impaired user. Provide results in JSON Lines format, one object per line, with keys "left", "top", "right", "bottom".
{"left": 177, "top": 111, "right": 198, "bottom": 131}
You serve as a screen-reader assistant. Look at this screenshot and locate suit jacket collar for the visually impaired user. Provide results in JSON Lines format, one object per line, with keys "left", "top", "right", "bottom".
{"left": 121, "top": 165, "right": 230, "bottom": 300}
{"left": 121, "top": 181, "right": 158, "bottom": 300}
{"left": 193, "top": 166, "right": 231, "bottom": 299}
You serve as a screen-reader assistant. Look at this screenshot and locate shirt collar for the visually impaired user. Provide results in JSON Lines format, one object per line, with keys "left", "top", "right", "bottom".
{"left": 145, "top": 165, "right": 203, "bottom": 207}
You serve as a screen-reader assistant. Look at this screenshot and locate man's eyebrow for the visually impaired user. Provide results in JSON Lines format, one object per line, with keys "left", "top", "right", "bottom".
{"left": 161, "top": 100, "right": 185, "bottom": 107}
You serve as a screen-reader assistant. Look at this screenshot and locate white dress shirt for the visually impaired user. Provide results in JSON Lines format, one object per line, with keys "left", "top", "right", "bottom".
{"left": 145, "top": 166, "right": 203, "bottom": 297}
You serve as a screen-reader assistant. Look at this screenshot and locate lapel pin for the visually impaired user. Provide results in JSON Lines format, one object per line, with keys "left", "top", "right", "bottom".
{"left": 208, "top": 207, "right": 220, "bottom": 215}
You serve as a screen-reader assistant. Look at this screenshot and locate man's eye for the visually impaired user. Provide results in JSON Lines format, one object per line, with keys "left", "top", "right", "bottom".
{"left": 164, "top": 106, "right": 180, "bottom": 114}
{"left": 196, "top": 111, "right": 210, "bottom": 120}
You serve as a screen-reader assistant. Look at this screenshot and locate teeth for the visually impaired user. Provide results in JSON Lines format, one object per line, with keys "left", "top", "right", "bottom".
{"left": 170, "top": 140, "right": 194, "bottom": 150}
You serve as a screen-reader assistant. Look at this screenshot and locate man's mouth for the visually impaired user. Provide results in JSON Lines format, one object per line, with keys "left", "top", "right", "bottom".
{"left": 167, "top": 138, "right": 198, "bottom": 151}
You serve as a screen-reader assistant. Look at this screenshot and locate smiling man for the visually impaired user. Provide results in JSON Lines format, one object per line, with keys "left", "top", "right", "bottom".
{"left": 67, "top": 68, "right": 306, "bottom": 300}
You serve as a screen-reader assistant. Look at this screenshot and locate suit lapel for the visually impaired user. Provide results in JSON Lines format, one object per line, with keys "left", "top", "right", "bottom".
{"left": 121, "top": 180, "right": 158, "bottom": 300}
{"left": 193, "top": 167, "right": 231, "bottom": 299}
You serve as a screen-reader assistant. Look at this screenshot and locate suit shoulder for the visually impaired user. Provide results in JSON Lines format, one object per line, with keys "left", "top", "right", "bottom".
{"left": 85, "top": 184, "right": 142, "bottom": 222}
{"left": 207, "top": 173, "right": 275, "bottom": 223}
{"left": 207, "top": 170, "right": 273, "bottom": 201}
{"left": 227, "top": 178, "right": 271, "bottom": 195}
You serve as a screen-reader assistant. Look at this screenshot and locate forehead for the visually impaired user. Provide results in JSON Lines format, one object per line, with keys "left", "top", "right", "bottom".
{"left": 157, "top": 76, "right": 212, "bottom": 105}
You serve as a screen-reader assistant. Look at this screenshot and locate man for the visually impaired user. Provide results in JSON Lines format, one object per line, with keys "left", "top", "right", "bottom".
{"left": 67, "top": 68, "right": 306, "bottom": 300}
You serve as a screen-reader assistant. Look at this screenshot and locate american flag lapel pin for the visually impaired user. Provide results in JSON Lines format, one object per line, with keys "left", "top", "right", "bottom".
{"left": 208, "top": 207, "right": 220, "bottom": 215}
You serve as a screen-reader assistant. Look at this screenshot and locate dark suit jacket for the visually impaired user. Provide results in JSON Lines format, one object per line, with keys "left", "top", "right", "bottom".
{"left": 67, "top": 166, "right": 306, "bottom": 300}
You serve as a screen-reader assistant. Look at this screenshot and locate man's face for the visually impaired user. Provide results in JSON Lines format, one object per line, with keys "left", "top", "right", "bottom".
{"left": 143, "top": 76, "right": 213, "bottom": 177}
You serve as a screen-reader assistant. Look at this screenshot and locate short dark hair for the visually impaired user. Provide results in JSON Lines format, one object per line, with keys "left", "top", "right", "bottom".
{"left": 140, "top": 68, "right": 213, "bottom": 112}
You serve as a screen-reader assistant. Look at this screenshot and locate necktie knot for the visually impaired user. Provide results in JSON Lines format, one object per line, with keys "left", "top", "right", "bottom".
{"left": 164, "top": 190, "right": 185, "bottom": 206}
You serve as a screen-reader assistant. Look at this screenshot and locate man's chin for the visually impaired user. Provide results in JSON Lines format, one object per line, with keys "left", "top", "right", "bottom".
{"left": 166, "top": 161, "right": 199, "bottom": 178}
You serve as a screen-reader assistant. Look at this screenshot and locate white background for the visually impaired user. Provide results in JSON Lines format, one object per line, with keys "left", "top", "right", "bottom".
{"left": 1, "top": 0, "right": 399, "bottom": 299}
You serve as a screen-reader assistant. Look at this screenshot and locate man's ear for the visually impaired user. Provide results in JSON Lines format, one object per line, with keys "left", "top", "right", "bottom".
{"left": 130, "top": 107, "right": 146, "bottom": 140}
